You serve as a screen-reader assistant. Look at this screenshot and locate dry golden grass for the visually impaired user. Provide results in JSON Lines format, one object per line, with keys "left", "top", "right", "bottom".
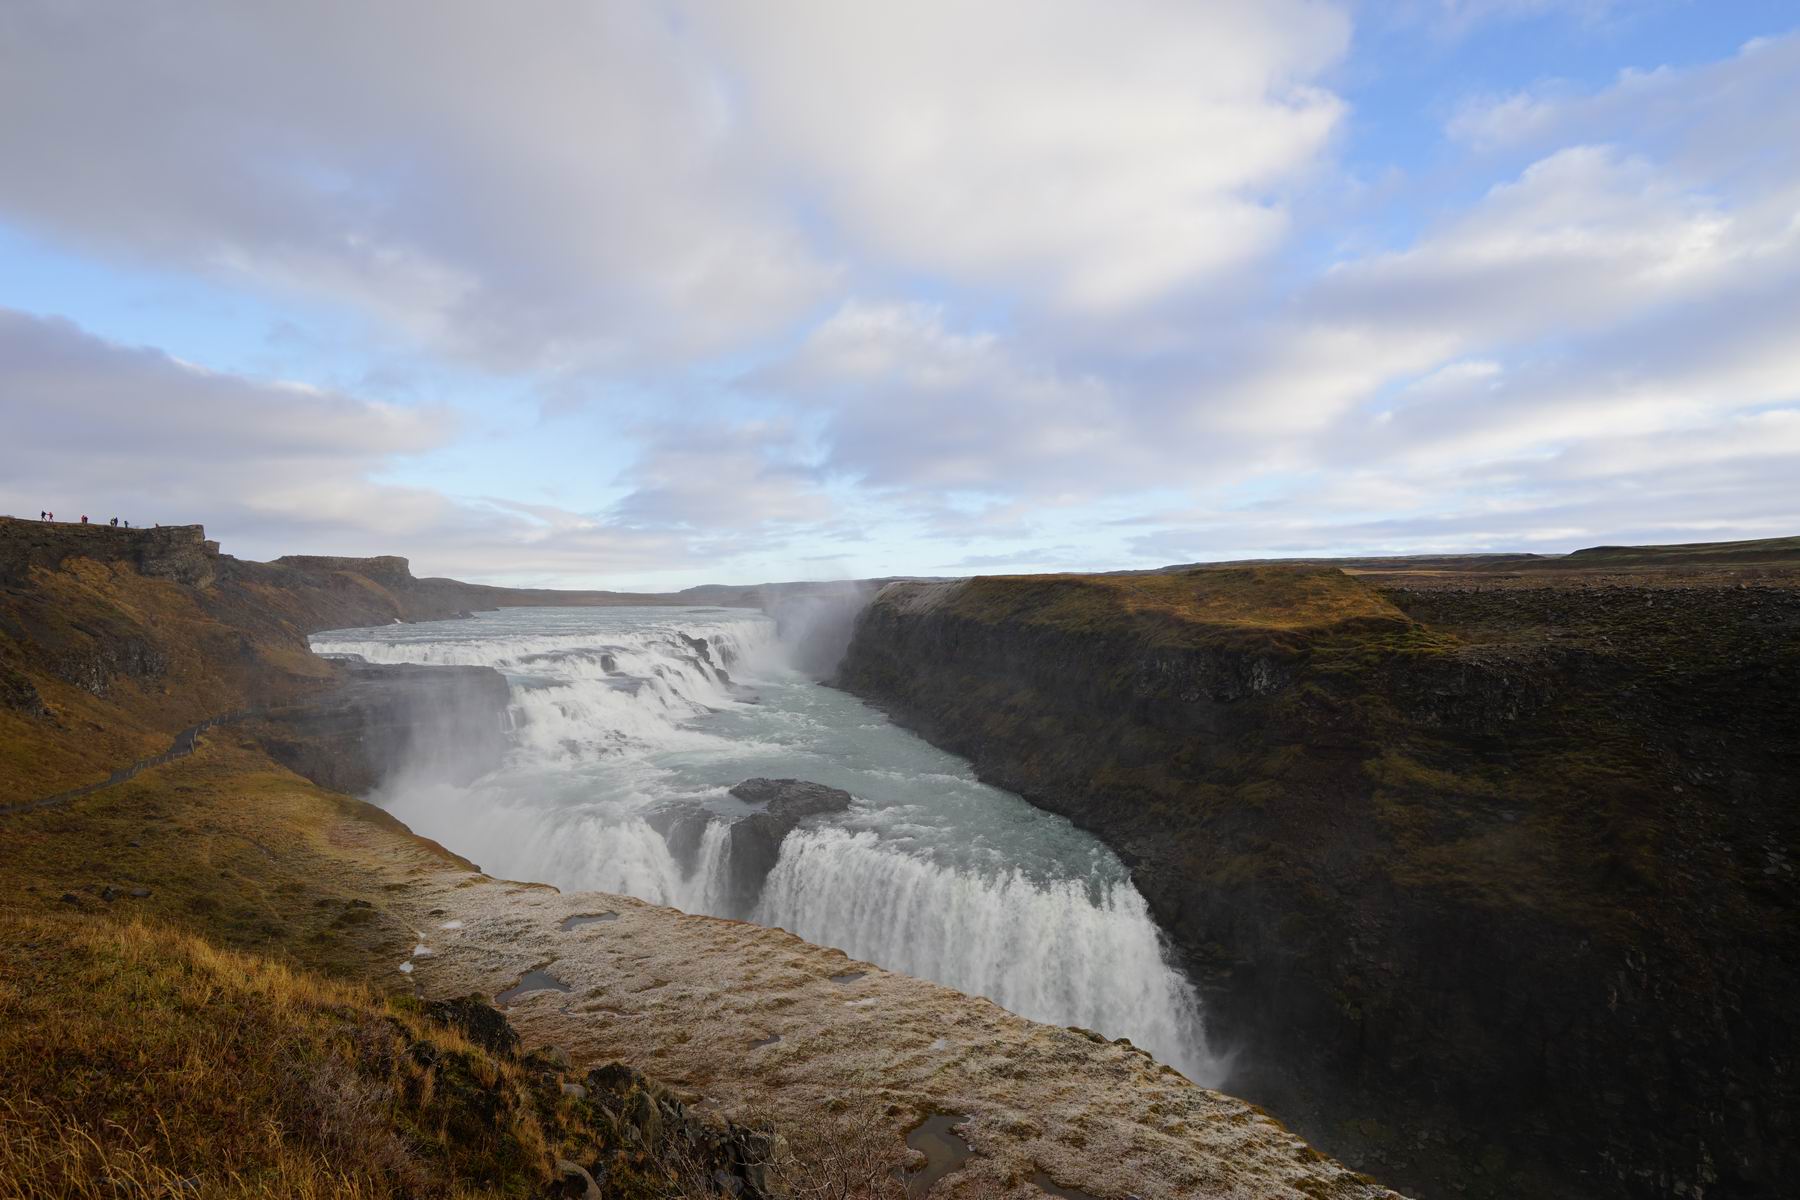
{"left": 944, "top": 566, "right": 1408, "bottom": 643}
{"left": 0, "top": 913, "right": 501, "bottom": 1199}
{"left": 0, "top": 740, "right": 447, "bottom": 979}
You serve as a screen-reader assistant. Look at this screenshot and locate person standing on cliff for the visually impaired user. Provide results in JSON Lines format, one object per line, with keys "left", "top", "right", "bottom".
{"left": 81, "top": 515, "right": 87, "bottom": 524}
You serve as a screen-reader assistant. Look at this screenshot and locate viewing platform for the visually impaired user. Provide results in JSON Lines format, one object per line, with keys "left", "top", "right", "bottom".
{"left": 0, "top": 515, "right": 219, "bottom": 587}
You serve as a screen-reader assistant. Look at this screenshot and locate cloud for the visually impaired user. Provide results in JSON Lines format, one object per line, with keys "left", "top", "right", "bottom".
{"left": 0, "top": 2, "right": 837, "bottom": 370}
{"left": 0, "top": 0, "right": 1356, "bottom": 370}
{"left": 606, "top": 422, "right": 832, "bottom": 532}
{"left": 762, "top": 301, "right": 1155, "bottom": 495}
{"left": 1314, "top": 145, "right": 1741, "bottom": 344}
{"left": 695, "top": 0, "right": 1348, "bottom": 314}
{"left": 2, "top": 8, "right": 1796, "bottom": 581}
{"left": 916, "top": 31, "right": 1800, "bottom": 564}
{"left": 0, "top": 307, "right": 809, "bottom": 583}
{"left": 0, "top": 306, "right": 452, "bottom": 524}
{"left": 1447, "top": 29, "right": 1800, "bottom": 184}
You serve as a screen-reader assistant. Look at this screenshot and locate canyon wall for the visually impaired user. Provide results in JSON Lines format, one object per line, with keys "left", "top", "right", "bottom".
{"left": 836, "top": 565, "right": 1800, "bottom": 1200}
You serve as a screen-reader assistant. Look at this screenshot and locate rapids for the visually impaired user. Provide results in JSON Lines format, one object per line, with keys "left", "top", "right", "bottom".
{"left": 311, "top": 605, "right": 1218, "bottom": 1081}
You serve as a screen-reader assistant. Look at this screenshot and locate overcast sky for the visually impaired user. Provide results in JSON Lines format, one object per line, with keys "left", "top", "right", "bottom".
{"left": 2, "top": 1, "right": 1796, "bottom": 587}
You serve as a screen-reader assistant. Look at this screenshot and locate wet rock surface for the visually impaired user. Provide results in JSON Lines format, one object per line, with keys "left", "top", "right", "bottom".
{"left": 390, "top": 861, "right": 1397, "bottom": 1199}
{"left": 248, "top": 661, "right": 511, "bottom": 795}
{"left": 722, "top": 778, "right": 854, "bottom": 915}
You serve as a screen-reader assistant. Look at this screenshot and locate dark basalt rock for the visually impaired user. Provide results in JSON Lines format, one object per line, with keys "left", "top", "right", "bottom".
{"left": 422, "top": 994, "right": 520, "bottom": 1059}
{"left": 836, "top": 575, "right": 1800, "bottom": 1200}
{"left": 720, "top": 778, "right": 853, "bottom": 917}
{"left": 646, "top": 805, "right": 715, "bottom": 876}
{"left": 581, "top": 1061, "right": 782, "bottom": 1200}
{"left": 249, "top": 660, "right": 511, "bottom": 795}
{"left": 0, "top": 520, "right": 219, "bottom": 588}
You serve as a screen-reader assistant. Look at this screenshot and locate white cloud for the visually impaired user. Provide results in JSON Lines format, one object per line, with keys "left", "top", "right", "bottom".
{"left": 1, "top": 8, "right": 1796, "bottom": 579}
{"left": 0, "top": 2, "right": 837, "bottom": 370}
{"left": 0, "top": 0, "right": 1355, "bottom": 368}
{"left": 696, "top": 0, "right": 1348, "bottom": 314}
{"left": 1312, "top": 145, "right": 1741, "bottom": 345}
{"left": 0, "top": 308, "right": 822, "bottom": 583}
{"left": 763, "top": 301, "right": 1150, "bottom": 494}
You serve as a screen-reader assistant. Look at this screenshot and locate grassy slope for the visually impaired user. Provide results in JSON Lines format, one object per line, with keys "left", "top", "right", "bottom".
{"left": 0, "top": 555, "right": 707, "bottom": 1199}
{"left": 0, "top": 558, "right": 335, "bottom": 799}
{"left": 945, "top": 566, "right": 1409, "bottom": 641}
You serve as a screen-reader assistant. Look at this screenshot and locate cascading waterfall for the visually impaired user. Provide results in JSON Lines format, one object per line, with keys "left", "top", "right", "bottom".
{"left": 312, "top": 604, "right": 1220, "bottom": 1083}
{"left": 756, "top": 827, "right": 1207, "bottom": 1062}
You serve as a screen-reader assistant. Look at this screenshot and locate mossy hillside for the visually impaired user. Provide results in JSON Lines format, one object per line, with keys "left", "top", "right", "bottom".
{"left": 0, "top": 739, "right": 470, "bottom": 978}
{"left": 0, "top": 557, "right": 338, "bottom": 799}
{"left": 943, "top": 566, "right": 1411, "bottom": 648}
{"left": 0, "top": 914, "right": 784, "bottom": 1200}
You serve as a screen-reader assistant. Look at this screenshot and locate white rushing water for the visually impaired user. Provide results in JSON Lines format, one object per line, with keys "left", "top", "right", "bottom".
{"left": 312, "top": 605, "right": 1218, "bottom": 1081}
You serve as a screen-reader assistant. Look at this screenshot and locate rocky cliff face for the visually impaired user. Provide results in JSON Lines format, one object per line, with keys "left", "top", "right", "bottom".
{"left": 836, "top": 566, "right": 1800, "bottom": 1200}
{"left": 0, "top": 520, "right": 219, "bottom": 588}
{"left": 0, "top": 517, "right": 508, "bottom": 802}
{"left": 247, "top": 661, "right": 513, "bottom": 796}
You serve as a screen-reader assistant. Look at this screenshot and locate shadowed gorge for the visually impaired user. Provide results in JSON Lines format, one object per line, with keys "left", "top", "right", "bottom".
{"left": 836, "top": 552, "right": 1800, "bottom": 1199}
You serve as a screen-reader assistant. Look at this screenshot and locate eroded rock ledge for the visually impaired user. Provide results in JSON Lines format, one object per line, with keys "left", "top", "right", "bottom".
{"left": 380, "top": 846, "right": 1404, "bottom": 1199}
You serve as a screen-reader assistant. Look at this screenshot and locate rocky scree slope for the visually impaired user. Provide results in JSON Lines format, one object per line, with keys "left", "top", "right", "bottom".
{"left": 835, "top": 563, "right": 1800, "bottom": 1200}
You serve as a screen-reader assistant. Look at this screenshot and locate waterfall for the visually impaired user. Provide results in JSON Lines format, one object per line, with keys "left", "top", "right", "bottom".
{"left": 755, "top": 826, "right": 1211, "bottom": 1079}
{"left": 310, "top": 605, "right": 1220, "bottom": 1084}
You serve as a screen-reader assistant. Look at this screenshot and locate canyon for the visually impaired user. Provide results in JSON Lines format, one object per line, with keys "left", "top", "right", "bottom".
{"left": 3, "top": 514, "right": 1794, "bottom": 1198}
{"left": 835, "top": 552, "right": 1800, "bottom": 1199}
{"left": 0, "top": 515, "right": 1392, "bottom": 1198}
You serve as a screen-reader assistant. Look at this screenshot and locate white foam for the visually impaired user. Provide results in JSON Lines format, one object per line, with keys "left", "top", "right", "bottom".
{"left": 312, "top": 606, "right": 1220, "bottom": 1084}
{"left": 758, "top": 826, "right": 1216, "bottom": 1082}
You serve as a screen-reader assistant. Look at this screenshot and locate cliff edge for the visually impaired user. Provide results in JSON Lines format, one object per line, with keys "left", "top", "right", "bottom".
{"left": 837, "top": 556, "right": 1800, "bottom": 1200}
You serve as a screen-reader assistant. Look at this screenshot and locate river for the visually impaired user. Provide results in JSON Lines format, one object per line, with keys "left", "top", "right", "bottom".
{"left": 311, "top": 605, "right": 1217, "bottom": 1081}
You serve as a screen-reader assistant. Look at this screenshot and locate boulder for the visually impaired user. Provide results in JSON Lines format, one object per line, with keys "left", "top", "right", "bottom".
{"left": 721, "top": 779, "right": 853, "bottom": 916}
{"left": 423, "top": 994, "right": 520, "bottom": 1059}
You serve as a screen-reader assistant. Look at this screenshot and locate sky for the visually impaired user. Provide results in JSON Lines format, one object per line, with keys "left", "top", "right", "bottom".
{"left": 2, "top": 0, "right": 1797, "bottom": 589}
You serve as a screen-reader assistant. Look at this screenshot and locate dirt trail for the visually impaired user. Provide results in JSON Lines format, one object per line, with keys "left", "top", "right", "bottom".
{"left": 0, "top": 711, "right": 251, "bottom": 816}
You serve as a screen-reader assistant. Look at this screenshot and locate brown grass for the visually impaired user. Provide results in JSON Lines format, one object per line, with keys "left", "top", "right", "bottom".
{"left": 0, "top": 914, "right": 492, "bottom": 1198}
{"left": 0, "top": 740, "right": 450, "bottom": 979}
{"left": 948, "top": 566, "right": 1409, "bottom": 643}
